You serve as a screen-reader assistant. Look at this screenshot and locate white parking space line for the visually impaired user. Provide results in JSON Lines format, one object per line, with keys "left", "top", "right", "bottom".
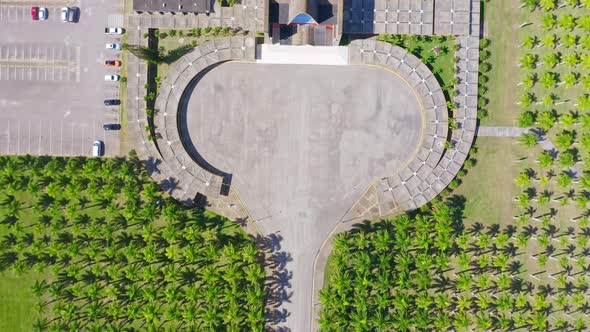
{"left": 27, "top": 120, "right": 31, "bottom": 154}
{"left": 59, "top": 121, "right": 63, "bottom": 155}
{"left": 6, "top": 120, "right": 11, "bottom": 155}
{"left": 37, "top": 120, "right": 42, "bottom": 156}
{"left": 0, "top": 121, "right": 8, "bottom": 155}
{"left": 48, "top": 121, "right": 52, "bottom": 155}
{"left": 16, "top": 120, "right": 21, "bottom": 154}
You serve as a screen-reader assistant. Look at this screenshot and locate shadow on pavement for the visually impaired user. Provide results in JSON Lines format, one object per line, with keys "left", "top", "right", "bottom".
{"left": 254, "top": 233, "right": 293, "bottom": 331}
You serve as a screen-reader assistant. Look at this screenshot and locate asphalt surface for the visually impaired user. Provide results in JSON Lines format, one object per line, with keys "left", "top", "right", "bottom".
{"left": 0, "top": 0, "right": 123, "bottom": 156}
{"left": 183, "top": 62, "right": 424, "bottom": 331}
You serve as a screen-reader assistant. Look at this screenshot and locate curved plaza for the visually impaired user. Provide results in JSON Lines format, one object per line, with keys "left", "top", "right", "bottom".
{"left": 124, "top": 32, "right": 480, "bottom": 329}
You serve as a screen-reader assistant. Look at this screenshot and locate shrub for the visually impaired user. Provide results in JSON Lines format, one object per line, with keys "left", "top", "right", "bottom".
{"left": 478, "top": 75, "right": 489, "bottom": 84}
{"left": 480, "top": 62, "right": 491, "bottom": 73}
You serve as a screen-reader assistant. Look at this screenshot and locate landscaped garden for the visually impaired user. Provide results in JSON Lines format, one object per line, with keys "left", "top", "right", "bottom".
{"left": 319, "top": 195, "right": 589, "bottom": 330}
{"left": 318, "top": 1, "right": 590, "bottom": 330}
{"left": 377, "top": 34, "right": 457, "bottom": 103}
{"left": 0, "top": 154, "right": 265, "bottom": 331}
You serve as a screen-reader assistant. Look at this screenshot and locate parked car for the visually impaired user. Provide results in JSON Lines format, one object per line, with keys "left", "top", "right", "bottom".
{"left": 104, "top": 27, "right": 123, "bottom": 35}
{"left": 66, "top": 7, "right": 77, "bottom": 22}
{"left": 105, "top": 43, "right": 122, "bottom": 51}
{"left": 31, "top": 6, "right": 39, "bottom": 20}
{"left": 104, "top": 60, "right": 121, "bottom": 67}
{"left": 38, "top": 7, "right": 48, "bottom": 20}
{"left": 60, "top": 7, "right": 68, "bottom": 22}
{"left": 103, "top": 124, "right": 121, "bottom": 131}
{"left": 92, "top": 140, "right": 103, "bottom": 157}
{"left": 104, "top": 74, "right": 120, "bottom": 81}
{"left": 104, "top": 99, "right": 120, "bottom": 106}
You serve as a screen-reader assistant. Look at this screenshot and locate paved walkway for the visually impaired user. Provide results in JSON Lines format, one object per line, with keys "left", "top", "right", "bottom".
{"left": 476, "top": 126, "right": 529, "bottom": 137}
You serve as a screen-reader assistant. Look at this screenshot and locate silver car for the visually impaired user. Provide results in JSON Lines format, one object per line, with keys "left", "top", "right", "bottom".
{"left": 60, "top": 7, "right": 68, "bottom": 22}
{"left": 105, "top": 43, "right": 122, "bottom": 51}
{"left": 39, "top": 7, "right": 48, "bottom": 20}
{"left": 92, "top": 141, "right": 103, "bottom": 157}
{"left": 104, "top": 74, "right": 120, "bottom": 81}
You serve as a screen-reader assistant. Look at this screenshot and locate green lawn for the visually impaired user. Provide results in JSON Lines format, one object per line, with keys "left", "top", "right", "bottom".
{"left": 454, "top": 138, "right": 523, "bottom": 227}
{"left": 155, "top": 28, "right": 242, "bottom": 81}
{"left": 378, "top": 34, "right": 457, "bottom": 99}
{"left": 0, "top": 271, "right": 45, "bottom": 331}
{"left": 480, "top": 1, "right": 526, "bottom": 126}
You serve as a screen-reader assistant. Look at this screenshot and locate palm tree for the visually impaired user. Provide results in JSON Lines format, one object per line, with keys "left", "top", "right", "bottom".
{"left": 520, "top": 54, "right": 538, "bottom": 69}
{"left": 519, "top": 132, "right": 538, "bottom": 147}
{"left": 559, "top": 150, "right": 576, "bottom": 167}
{"left": 528, "top": 311, "right": 548, "bottom": 331}
{"left": 433, "top": 313, "right": 451, "bottom": 330}
{"left": 520, "top": 92, "right": 536, "bottom": 106}
{"left": 562, "top": 34, "right": 578, "bottom": 48}
{"left": 563, "top": 72, "right": 579, "bottom": 87}
{"left": 580, "top": 14, "right": 590, "bottom": 32}
{"left": 556, "top": 172, "right": 573, "bottom": 188}
{"left": 540, "top": 71, "right": 558, "bottom": 88}
{"left": 542, "top": 34, "right": 557, "bottom": 48}
{"left": 475, "top": 312, "right": 493, "bottom": 330}
{"left": 541, "top": 13, "right": 556, "bottom": 30}
{"left": 520, "top": 0, "right": 539, "bottom": 10}
{"left": 521, "top": 35, "right": 539, "bottom": 48}
{"left": 453, "top": 311, "right": 471, "bottom": 331}
{"left": 557, "top": 14, "right": 576, "bottom": 30}
{"left": 391, "top": 311, "right": 411, "bottom": 331}
{"left": 540, "top": 0, "right": 556, "bottom": 10}
{"left": 521, "top": 72, "right": 537, "bottom": 88}
{"left": 31, "top": 279, "right": 49, "bottom": 297}
{"left": 538, "top": 151, "right": 554, "bottom": 168}
{"left": 542, "top": 52, "right": 559, "bottom": 67}
{"left": 577, "top": 94, "right": 590, "bottom": 110}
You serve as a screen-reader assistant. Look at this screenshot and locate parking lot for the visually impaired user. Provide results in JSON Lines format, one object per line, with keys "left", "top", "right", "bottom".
{"left": 0, "top": 0, "right": 124, "bottom": 156}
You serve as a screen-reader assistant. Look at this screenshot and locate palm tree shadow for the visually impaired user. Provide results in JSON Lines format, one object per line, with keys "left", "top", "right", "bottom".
{"left": 162, "top": 45, "right": 195, "bottom": 64}
{"left": 254, "top": 233, "right": 293, "bottom": 330}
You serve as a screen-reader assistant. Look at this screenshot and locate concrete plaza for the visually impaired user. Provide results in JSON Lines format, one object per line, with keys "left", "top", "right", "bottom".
{"left": 181, "top": 62, "right": 424, "bottom": 330}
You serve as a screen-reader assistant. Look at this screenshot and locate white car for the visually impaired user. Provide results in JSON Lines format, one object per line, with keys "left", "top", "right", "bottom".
{"left": 92, "top": 141, "right": 103, "bottom": 157}
{"left": 104, "top": 74, "right": 120, "bottom": 81}
{"left": 39, "top": 7, "right": 48, "bottom": 20}
{"left": 60, "top": 7, "right": 68, "bottom": 22}
{"left": 105, "top": 27, "right": 123, "bottom": 35}
{"left": 105, "top": 43, "right": 122, "bottom": 51}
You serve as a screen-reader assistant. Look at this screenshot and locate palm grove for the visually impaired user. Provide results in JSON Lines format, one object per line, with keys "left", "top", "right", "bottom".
{"left": 319, "top": 0, "right": 590, "bottom": 330}
{"left": 0, "top": 155, "right": 265, "bottom": 331}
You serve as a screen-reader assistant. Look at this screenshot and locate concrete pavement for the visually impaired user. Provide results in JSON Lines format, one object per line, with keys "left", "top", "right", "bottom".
{"left": 182, "top": 62, "right": 424, "bottom": 331}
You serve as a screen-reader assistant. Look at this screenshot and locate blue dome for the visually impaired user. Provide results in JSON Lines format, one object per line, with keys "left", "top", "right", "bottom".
{"left": 290, "top": 12, "right": 317, "bottom": 24}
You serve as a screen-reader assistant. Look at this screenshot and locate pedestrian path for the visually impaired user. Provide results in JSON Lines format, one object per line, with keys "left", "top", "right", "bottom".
{"left": 476, "top": 126, "right": 529, "bottom": 137}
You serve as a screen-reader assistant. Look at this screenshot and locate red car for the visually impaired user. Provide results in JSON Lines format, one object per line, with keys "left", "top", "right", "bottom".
{"left": 31, "top": 6, "right": 39, "bottom": 20}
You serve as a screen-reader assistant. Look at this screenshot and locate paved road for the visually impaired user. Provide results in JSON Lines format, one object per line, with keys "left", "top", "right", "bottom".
{"left": 0, "top": 0, "right": 123, "bottom": 156}
{"left": 182, "top": 62, "right": 424, "bottom": 331}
